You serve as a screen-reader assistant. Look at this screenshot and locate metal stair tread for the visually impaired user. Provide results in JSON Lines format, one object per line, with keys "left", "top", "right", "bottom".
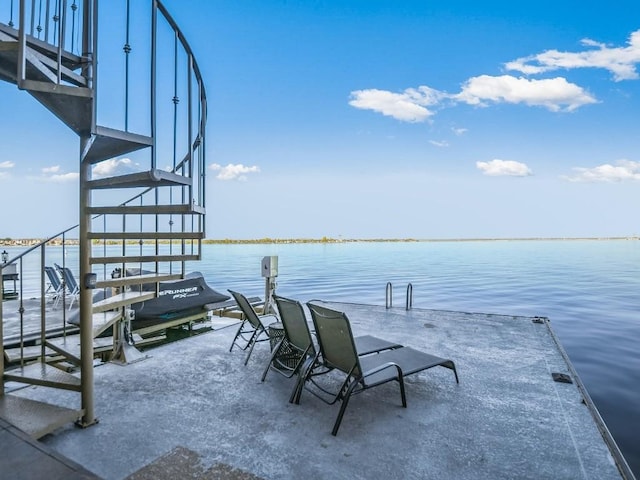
{"left": 43, "top": 336, "right": 81, "bottom": 365}
{"left": 27, "top": 83, "right": 93, "bottom": 134}
{"left": 95, "top": 273, "right": 183, "bottom": 289}
{"left": 46, "top": 333, "right": 143, "bottom": 359}
{"left": 92, "top": 291, "right": 156, "bottom": 313}
{"left": 90, "top": 254, "right": 200, "bottom": 265}
{"left": 88, "top": 231, "right": 205, "bottom": 240}
{"left": 3, "top": 344, "right": 56, "bottom": 363}
{"left": 47, "top": 335, "right": 122, "bottom": 359}
{"left": 86, "top": 204, "right": 205, "bottom": 215}
{"left": 91, "top": 310, "right": 124, "bottom": 338}
{"left": 46, "top": 334, "right": 119, "bottom": 351}
{"left": 4, "top": 363, "right": 81, "bottom": 391}
{"left": 83, "top": 126, "right": 153, "bottom": 164}
{"left": 0, "top": 394, "right": 84, "bottom": 439}
{"left": 86, "top": 169, "right": 192, "bottom": 189}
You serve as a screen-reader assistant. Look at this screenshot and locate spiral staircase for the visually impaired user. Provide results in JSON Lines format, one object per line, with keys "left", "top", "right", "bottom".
{"left": 0, "top": 0, "right": 207, "bottom": 434}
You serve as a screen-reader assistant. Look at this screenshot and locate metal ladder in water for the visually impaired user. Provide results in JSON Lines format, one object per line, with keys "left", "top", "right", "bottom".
{"left": 385, "top": 282, "right": 413, "bottom": 310}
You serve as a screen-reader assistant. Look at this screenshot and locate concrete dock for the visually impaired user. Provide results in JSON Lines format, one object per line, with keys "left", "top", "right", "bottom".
{"left": 1, "top": 301, "right": 633, "bottom": 479}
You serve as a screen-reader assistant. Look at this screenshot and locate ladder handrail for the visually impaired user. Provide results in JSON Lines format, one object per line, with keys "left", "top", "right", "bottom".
{"left": 385, "top": 282, "right": 414, "bottom": 310}
{"left": 406, "top": 283, "right": 413, "bottom": 311}
{"left": 385, "top": 282, "right": 392, "bottom": 309}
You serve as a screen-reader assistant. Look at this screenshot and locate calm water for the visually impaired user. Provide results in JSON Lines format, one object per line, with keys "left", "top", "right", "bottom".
{"left": 3, "top": 239, "right": 639, "bottom": 475}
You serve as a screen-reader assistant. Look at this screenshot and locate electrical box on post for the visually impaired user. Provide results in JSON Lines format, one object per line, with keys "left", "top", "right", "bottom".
{"left": 261, "top": 256, "right": 278, "bottom": 278}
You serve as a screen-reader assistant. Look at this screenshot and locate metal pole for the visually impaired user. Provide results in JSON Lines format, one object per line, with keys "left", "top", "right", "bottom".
{"left": 17, "top": 0, "right": 26, "bottom": 84}
{"left": 264, "top": 276, "right": 274, "bottom": 315}
{"left": 56, "top": 0, "right": 66, "bottom": 84}
{"left": 150, "top": 0, "right": 157, "bottom": 169}
{"left": 0, "top": 263, "right": 4, "bottom": 395}
{"left": 78, "top": 1, "right": 96, "bottom": 427}
{"left": 79, "top": 134, "right": 96, "bottom": 427}
{"left": 40, "top": 245, "right": 46, "bottom": 358}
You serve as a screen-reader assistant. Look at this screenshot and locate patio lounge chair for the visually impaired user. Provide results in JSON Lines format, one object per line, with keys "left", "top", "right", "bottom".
{"left": 305, "top": 302, "right": 459, "bottom": 436}
{"left": 265, "top": 295, "right": 403, "bottom": 403}
{"left": 44, "top": 266, "right": 64, "bottom": 308}
{"left": 228, "top": 290, "right": 278, "bottom": 365}
{"left": 55, "top": 263, "right": 80, "bottom": 310}
{"left": 261, "top": 294, "right": 316, "bottom": 384}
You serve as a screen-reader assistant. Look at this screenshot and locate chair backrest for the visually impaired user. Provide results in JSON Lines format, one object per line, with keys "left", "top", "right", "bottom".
{"left": 306, "top": 302, "right": 361, "bottom": 377}
{"left": 45, "top": 266, "right": 62, "bottom": 290}
{"left": 273, "top": 295, "right": 315, "bottom": 356}
{"left": 228, "top": 290, "right": 265, "bottom": 331}
{"left": 55, "top": 263, "right": 78, "bottom": 293}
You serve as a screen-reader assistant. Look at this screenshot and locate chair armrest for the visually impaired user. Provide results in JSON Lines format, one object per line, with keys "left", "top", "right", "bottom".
{"left": 363, "top": 361, "right": 404, "bottom": 380}
{"left": 259, "top": 314, "right": 280, "bottom": 327}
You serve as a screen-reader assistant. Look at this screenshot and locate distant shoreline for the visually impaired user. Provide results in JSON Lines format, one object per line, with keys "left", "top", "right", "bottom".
{"left": 1, "top": 236, "right": 638, "bottom": 247}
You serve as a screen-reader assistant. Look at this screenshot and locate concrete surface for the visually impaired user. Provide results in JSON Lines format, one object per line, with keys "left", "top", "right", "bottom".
{"left": 3, "top": 302, "right": 629, "bottom": 480}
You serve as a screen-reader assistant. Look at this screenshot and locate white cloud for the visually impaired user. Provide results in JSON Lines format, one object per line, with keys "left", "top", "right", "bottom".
{"left": 210, "top": 163, "right": 260, "bottom": 181}
{"left": 506, "top": 29, "right": 640, "bottom": 81}
{"left": 0, "top": 161, "right": 13, "bottom": 179}
{"left": 348, "top": 30, "right": 640, "bottom": 122}
{"left": 476, "top": 159, "right": 533, "bottom": 177}
{"left": 92, "top": 158, "right": 137, "bottom": 179}
{"left": 48, "top": 172, "right": 80, "bottom": 182}
{"left": 28, "top": 165, "right": 79, "bottom": 182}
{"left": 429, "top": 140, "right": 449, "bottom": 147}
{"left": 455, "top": 75, "right": 597, "bottom": 112}
{"left": 452, "top": 127, "right": 467, "bottom": 136}
{"left": 42, "top": 165, "right": 61, "bottom": 174}
{"left": 563, "top": 159, "right": 640, "bottom": 182}
{"left": 349, "top": 75, "right": 595, "bottom": 122}
{"left": 348, "top": 86, "right": 444, "bottom": 122}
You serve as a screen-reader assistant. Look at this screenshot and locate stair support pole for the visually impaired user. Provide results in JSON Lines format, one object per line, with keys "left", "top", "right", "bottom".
{"left": 78, "top": 135, "right": 97, "bottom": 428}
{"left": 0, "top": 264, "right": 4, "bottom": 395}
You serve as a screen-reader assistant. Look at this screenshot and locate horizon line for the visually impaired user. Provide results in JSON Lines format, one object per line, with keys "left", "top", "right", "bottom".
{"left": 1, "top": 235, "right": 639, "bottom": 247}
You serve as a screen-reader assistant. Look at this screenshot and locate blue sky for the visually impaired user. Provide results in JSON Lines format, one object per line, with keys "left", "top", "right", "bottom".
{"left": 1, "top": 0, "right": 640, "bottom": 239}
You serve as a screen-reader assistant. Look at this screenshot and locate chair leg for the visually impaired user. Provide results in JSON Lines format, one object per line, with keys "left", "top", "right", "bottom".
{"left": 52, "top": 292, "right": 61, "bottom": 309}
{"left": 229, "top": 320, "right": 247, "bottom": 352}
{"left": 446, "top": 360, "right": 459, "bottom": 384}
{"left": 290, "top": 354, "right": 317, "bottom": 404}
{"left": 243, "top": 330, "right": 261, "bottom": 365}
{"left": 398, "top": 376, "right": 407, "bottom": 408}
{"left": 261, "top": 338, "right": 284, "bottom": 382}
{"left": 332, "top": 378, "right": 360, "bottom": 436}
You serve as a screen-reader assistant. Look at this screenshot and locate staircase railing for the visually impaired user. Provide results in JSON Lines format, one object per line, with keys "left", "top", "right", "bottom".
{"left": 1, "top": 0, "right": 83, "bottom": 53}
{"left": 0, "top": 0, "right": 88, "bottom": 90}
{"left": 1, "top": 229, "right": 79, "bottom": 358}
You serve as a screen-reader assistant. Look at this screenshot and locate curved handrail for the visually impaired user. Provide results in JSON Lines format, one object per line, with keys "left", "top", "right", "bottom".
{"left": 157, "top": 1, "right": 207, "bottom": 110}
{"left": 155, "top": 0, "right": 207, "bottom": 209}
{"left": 406, "top": 283, "right": 413, "bottom": 311}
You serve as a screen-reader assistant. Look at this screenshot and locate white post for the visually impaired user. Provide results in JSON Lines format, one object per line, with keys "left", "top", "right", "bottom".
{"left": 261, "top": 256, "right": 278, "bottom": 315}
